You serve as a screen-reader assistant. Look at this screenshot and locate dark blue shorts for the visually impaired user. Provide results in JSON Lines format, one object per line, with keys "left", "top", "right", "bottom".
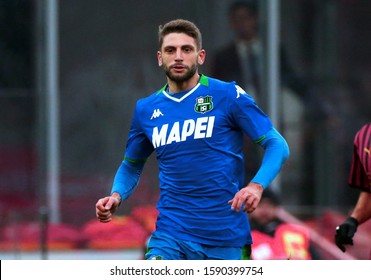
{"left": 145, "top": 231, "right": 242, "bottom": 260}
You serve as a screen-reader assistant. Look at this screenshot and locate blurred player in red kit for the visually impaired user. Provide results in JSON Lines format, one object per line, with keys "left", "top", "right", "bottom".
{"left": 335, "top": 122, "right": 371, "bottom": 259}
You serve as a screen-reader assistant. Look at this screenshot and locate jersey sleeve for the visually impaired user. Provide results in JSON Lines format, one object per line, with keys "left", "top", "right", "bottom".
{"left": 124, "top": 100, "right": 154, "bottom": 162}
{"left": 251, "top": 128, "right": 290, "bottom": 188}
{"left": 228, "top": 83, "right": 273, "bottom": 141}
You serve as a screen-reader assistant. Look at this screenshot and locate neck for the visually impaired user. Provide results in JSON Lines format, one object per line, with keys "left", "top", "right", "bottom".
{"left": 167, "top": 73, "right": 200, "bottom": 93}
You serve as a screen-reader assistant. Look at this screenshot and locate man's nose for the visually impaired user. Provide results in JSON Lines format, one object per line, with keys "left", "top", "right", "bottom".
{"left": 175, "top": 49, "right": 183, "bottom": 60}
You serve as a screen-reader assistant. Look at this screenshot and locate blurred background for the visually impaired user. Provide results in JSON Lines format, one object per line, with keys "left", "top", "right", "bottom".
{"left": 0, "top": 0, "right": 370, "bottom": 259}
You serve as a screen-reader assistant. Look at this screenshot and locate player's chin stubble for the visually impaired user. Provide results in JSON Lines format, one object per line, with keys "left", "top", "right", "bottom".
{"left": 162, "top": 63, "right": 197, "bottom": 83}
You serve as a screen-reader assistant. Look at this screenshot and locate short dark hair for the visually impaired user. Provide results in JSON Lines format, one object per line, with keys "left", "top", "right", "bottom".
{"left": 229, "top": 0, "right": 258, "bottom": 16}
{"left": 158, "top": 19, "right": 202, "bottom": 50}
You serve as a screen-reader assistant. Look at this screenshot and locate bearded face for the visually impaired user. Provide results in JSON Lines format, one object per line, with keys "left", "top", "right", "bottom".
{"left": 161, "top": 61, "right": 198, "bottom": 83}
{"left": 157, "top": 33, "right": 205, "bottom": 86}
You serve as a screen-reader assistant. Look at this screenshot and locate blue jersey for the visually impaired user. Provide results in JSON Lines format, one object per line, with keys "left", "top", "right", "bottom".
{"left": 125, "top": 75, "right": 273, "bottom": 247}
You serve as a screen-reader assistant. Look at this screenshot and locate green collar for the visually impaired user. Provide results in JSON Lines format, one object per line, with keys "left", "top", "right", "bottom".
{"left": 157, "top": 74, "right": 208, "bottom": 95}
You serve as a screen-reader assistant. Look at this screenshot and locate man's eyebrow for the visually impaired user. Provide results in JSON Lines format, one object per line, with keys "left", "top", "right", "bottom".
{"left": 181, "top": 44, "right": 195, "bottom": 49}
{"left": 163, "top": 43, "right": 195, "bottom": 48}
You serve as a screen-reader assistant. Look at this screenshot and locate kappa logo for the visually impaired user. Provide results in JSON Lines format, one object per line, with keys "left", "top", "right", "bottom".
{"left": 365, "top": 147, "right": 370, "bottom": 156}
{"left": 235, "top": 85, "right": 247, "bottom": 98}
{"left": 195, "top": 96, "right": 213, "bottom": 114}
{"left": 150, "top": 109, "right": 164, "bottom": 120}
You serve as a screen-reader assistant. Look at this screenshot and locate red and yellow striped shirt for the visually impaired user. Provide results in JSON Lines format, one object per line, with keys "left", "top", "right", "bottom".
{"left": 348, "top": 122, "right": 371, "bottom": 192}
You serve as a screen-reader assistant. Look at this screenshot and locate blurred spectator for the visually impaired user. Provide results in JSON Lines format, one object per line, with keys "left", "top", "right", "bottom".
{"left": 210, "top": 0, "right": 311, "bottom": 107}
{"left": 247, "top": 188, "right": 322, "bottom": 259}
{"left": 335, "top": 122, "right": 371, "bottom": 259}
{"left": 210, "top": 0, "right": 331, "bottom": 200}
{"left": 210, "top": 0, "right": 306, "bottom": 183}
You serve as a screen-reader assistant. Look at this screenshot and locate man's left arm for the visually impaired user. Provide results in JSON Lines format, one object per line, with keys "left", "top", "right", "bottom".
{"left": 251, "top": 127, "right": 290, "bottom": 188}
{"left": 229, "top": 128, "right": 289, "bottom": 212}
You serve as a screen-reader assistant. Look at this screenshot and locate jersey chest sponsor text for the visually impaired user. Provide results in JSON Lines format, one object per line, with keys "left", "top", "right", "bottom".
{"left": 152, "top": 116, "right": 215, "bottom": 148}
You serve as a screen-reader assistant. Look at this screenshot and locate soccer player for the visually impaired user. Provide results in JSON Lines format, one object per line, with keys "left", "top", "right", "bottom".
{"left": 335, "top": 122, "right": 371, "bottom": 258}
{"left": 95, "top": 19, "right": 290, "bottom": 260}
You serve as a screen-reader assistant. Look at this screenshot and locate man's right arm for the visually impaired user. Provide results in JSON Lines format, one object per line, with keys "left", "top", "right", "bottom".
{"left": 96, "top": 158, "right": 145, "bottom": 223}
{"left": 110, "top": 157, "right": 146, "bottom": 202}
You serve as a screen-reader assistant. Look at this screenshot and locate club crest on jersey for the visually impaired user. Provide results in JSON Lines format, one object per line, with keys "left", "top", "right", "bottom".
{"left": 194, "top": 96, "right": 213, "bottom": 114}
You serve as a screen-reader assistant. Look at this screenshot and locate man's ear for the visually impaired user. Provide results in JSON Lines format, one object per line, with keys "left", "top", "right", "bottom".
{"left": 198, "top": 49, "right": 206, "bottom": 65}
{"left": 157, "top": 51, "right": 162, "bottom": 66}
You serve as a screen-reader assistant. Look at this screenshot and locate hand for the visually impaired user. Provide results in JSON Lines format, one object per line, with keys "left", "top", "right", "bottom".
{"left": 228, "top": 182, "right": 263, "bottom": 213}
{"left": 335, "top": 217, "right": 359, "bottom": 252}
{"left": 95, "top": 194, "right": 121, "bottom": 223}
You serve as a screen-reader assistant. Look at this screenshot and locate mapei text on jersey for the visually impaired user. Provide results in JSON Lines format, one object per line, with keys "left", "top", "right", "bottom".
{"left": 152, "top": 116, "right": 216, "bottom": 148}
